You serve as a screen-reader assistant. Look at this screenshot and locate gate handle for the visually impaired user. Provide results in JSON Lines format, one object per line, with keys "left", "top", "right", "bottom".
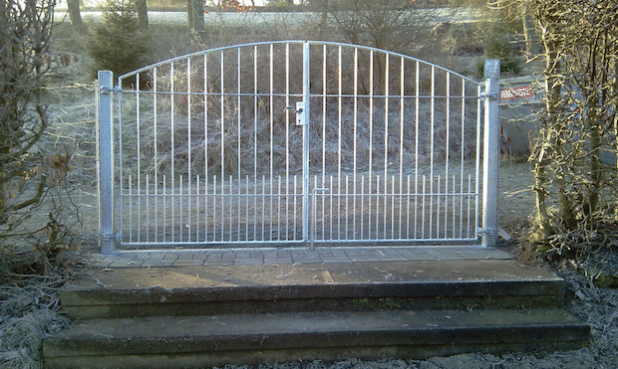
{"left": 284, "top": 101, "right": 307, "bottom": 126}
{"left": 284, "top": 105, "right": 303, "bottom": 114}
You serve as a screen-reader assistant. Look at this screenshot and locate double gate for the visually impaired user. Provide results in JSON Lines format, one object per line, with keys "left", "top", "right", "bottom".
{"left": 97, "top": 41, "right": 500, "bottom": 254}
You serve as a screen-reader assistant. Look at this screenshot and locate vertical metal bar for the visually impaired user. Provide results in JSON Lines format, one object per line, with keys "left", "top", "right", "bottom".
{"left": 376, "top": 176, "right": 380, "bottom": 239}
{"left": 98, "top": 71, "right": 116, "bottom": 255}
{"left": 269, "top": 44, "right": 274, "bottom": 240}
{"left": 153, "top": 67, "right": 159, "bottom": 243}
{"left": 135, "top": 74, "right": 141, "bottom": 244}
{"left": 196, "top": 175, "right": 200, "bottom": 241}
{"left": 368, "top": 50, "right": 374, "bottom": 240}
{"left": 205, "top": 175, "right": 209, "bottom": 242}
{"left": 237, "top": 48, "right": 242, "bottom": 241}
{"left": 383, "top": 53, "right": 389, "bottom": 239}
{"left": 229, "top": 175, "right": 233, "bottom": 242}
{"left": 421, "top": 175, "right": 426, "bottom": 238}
{"left": 163, "top": 175, "right": 167, "bottom": 243}
{"left": 429, "top": 65, "right": 435, "bottom": 239}
{"left": 329, "top": 175, "right": 333, "bottom": 240}
{"left": 345, "top": 175, "right": 349, "bottom": 240}
{"left": 204, "top": 53, "right": 209, "bottom": 243}
{"left": 253, "top": 46, "right": 258, "bottom": 242}
{"left": 467, "top": 174, "right": 472, "bottom": 239}
{"left": 222, "top": 175, "right": 226, "bottom": 241}
{"left": 353, "top": 47, "right": 358, "bottom": 238}
{"left": 337, "top": 45, "right": 342, "bottom": 241}
{"left": 302, "top": 41, "right": 311, "bottom": 242}
{"left": 220, "top": 51, "right": 226, "bottom": 241}
{"left": 293, "top": 175, "right": 297, "bottom": 240}
{"left": 406, "top": 175, "right": 411, "bottom": 239}
{"left": 278, "top": 175, "right": 282, "bottom": 241}
{"left": 444, "top": 72, "right": 450, "bottom": 238}
{"left": 246, "top": 175, "right": 249, "bottom": 241}
{"left": 452, "top": 174, "right": 456, "bottom": 239}
{"left": 170, "top": 61, "right": 175, "bottom": 243}
{"left": 128, "top": 175, "right": 132, "bottom": 243}
{"left": 399, "top": 56, "right": 405, "bottom": 239}
{"left": 360, "top": 175, "right": 365, "bottom": 240}
{"left": 220, "top": 50, "right": 225, "bottom": 199}
{"left": 482, "top": 59, "right": 500, "bottom": 247}
{"left": 321, "top": 44, "right": 327, "bottom": 240}
{"left": 414, "top": 61, "right": 420, "bottom": 239}
{"left": 460, "top": 79, "right": 466, "bottom": 239}
{"left": 262, "top": 175, "right": 266, "bottom": 241}
{"left": 391, "top": 175, "right": 395, "bottom": 239}
{"left": 179, "top": 175, "right": 183, "bottom": 242}
{"left": 213, "top": 175, "right": 217, "bottom": 241}
{"left": 436, "top": 175, "right": 441, "bottom": 238}
{"left": 146, "top": 174, "right": 149, "bottom": 242}
{"left": 187, "top": 58, "right": 192, "bottom": 243}
{"left": 285, "top": 43, "right": 290, "bottom": 239}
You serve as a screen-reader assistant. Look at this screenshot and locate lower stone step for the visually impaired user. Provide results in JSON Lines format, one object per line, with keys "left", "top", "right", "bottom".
{"left": 43, "top": 309, "right": 589, "bottom": 369}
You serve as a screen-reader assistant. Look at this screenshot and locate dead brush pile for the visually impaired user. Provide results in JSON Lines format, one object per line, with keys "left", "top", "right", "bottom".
{"left": 0, "top": 243, "right": 84, "bottom": 369}
{"left": 0, "top": 284, "right": 71, "bottom": 369}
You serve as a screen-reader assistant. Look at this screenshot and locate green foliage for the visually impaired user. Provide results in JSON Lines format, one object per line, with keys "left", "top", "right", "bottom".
{"left": 477, "top": 23, "right": 522, "bottom": 76}
{"left": 86, "top": 0, "right": 151, "bottom": 81}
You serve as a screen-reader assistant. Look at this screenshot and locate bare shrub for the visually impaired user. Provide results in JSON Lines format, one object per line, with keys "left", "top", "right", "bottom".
{"left": 528, "top": 0, "right": 618, "bottom": 265}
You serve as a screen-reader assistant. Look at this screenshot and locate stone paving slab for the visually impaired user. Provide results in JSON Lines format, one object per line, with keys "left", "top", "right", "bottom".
{"left": 86, "top": 246, "right": 514, "bottom": 269}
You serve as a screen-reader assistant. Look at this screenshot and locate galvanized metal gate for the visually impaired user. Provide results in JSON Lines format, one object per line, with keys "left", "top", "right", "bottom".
{"left": 97, "top": 41, "right": 500, "bottom": 254}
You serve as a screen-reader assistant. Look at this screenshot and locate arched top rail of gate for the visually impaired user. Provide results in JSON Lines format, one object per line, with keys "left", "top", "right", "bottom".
{"left": 117, "top": 40, "right": 482, "bottom": 89}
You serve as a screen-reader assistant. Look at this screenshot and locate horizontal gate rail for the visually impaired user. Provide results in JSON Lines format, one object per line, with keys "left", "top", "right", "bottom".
{"left": 97, "top": 41, "right": 499, "bottom": 254}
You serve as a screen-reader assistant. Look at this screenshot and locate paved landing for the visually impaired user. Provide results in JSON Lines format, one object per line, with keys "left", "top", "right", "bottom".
{"left": 87, "top": 246, "right": 514, "bottom": 269}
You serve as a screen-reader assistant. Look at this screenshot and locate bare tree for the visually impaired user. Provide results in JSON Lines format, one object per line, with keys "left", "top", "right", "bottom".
{"left": 0, "top": 0, "right": 80, "bottom": 269}
{"left": 0, "top": 0, "right": 54, "bottom": 228}
{"left": 309, "top": 0, "right": 443, "bottom": 53}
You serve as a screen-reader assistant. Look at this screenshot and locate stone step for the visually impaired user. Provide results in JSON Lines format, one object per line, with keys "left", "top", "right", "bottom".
{"left": 61, "top": 279, "right": 566, "bottom": 319}
{"left": 60, "top": 260, "right": 567, "bottom": 319}
{"left": 46, "top": 256, "right": 590, "bottom": 367}
{"left": 43, "top": 309, "right": 590, "bottom": 369}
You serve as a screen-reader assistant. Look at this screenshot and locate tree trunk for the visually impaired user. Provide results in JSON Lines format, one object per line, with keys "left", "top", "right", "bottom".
{"left": 136, "top": 0, "right": 148, "bottom": 30}
{"left": 187, "top": 0, "right": 193, "bottom": 29}
{"left": 67, "top": 0, "right": 83, "bottom": 28}
{"left": 521, "top": 3, "right": 539, "bottom": 58}
{"left": 187, "top": 0, "right": 204, "bottom": 31}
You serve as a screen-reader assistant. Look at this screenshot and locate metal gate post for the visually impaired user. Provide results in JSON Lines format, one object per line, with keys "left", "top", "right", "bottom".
{"left": 481, "top": 59, "right": 500, "bottom": 247}
{"left": 98, "top": 71, "right": 117, "bottom": 255}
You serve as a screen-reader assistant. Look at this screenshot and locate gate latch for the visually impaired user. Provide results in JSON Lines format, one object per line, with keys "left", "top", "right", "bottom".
{"left": 285, "top": 101, "right": 307, "bottom": 126}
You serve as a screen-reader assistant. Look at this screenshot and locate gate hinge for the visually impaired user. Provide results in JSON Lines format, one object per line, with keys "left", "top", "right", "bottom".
{"left": 478, "top": 227, "right": 495, "bottom": 236}
{"left": 480, "top": 92, "right": 499, "bottom": 100}
{"left": 100, "top": 85, "right": 123, "bottom": 94}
